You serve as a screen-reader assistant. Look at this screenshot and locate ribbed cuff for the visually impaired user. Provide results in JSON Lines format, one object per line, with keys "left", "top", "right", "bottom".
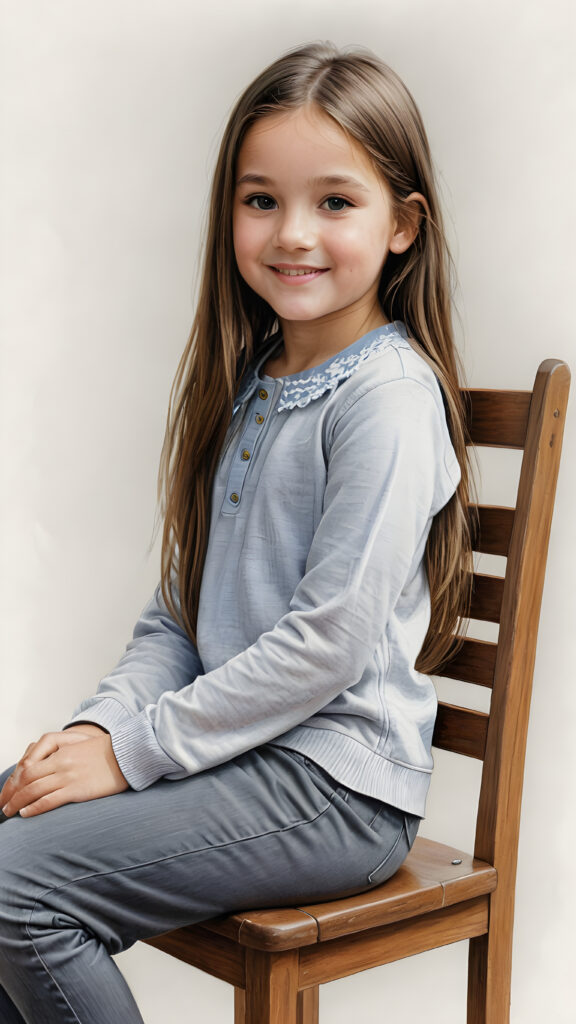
{"left": 109, "top": 711, "right": 183, "bottom": 791}
{"left": 64, "top": 698, "right": 133, "bottom": 734}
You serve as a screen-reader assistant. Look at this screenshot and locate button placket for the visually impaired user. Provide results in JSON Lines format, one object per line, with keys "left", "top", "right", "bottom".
{"left": 221, "top": 384, "right": 275, "bottom": 514}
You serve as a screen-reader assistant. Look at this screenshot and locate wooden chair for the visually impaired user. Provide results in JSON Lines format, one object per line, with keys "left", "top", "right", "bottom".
{"left": 145, "top": 358, "right": 570, "bottom": 1023}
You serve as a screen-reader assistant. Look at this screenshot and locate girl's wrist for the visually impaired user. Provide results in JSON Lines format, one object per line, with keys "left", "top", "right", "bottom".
{"left": 64, "top": 723, "right": 109, "bottom": 737}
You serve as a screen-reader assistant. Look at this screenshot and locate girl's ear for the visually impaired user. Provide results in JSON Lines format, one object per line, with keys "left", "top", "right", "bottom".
{"left": 389, "top": 192, "right": 428, "bottom": 254}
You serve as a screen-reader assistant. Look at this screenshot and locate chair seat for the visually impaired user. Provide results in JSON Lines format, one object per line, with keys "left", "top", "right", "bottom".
{"left": 148, "top": 837, "right": 497, "bottom": 957}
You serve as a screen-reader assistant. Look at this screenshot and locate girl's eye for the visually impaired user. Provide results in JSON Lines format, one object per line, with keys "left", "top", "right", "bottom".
{"left": 322, "top": 196, "right": 352, "bottom": 212}
{"left": 245, "top": 195, "right": 277, "bottom": 211}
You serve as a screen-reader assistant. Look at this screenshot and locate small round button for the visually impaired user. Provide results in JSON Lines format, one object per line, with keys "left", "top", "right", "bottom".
{"left": 255, "top": 414, "right": 264, "bottom": 425}
{"left": 258, "top": 389, "right": 269, "bottom": 401}
{"left": 230, "top": 492, "right": 240, "bottom": 504}
{"left": 241, "top": 449, "right": 250, "bottom": 461}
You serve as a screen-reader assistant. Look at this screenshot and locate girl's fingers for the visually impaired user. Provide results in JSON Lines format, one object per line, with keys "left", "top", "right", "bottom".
{"left": 0, "top": 764, "right": 31, "bottom": 808}
{"left": 15, "top": 787, "right": 72, "bottom": 818}
{"left": 2, "top": 741, "right": 86, "bottom": 816}
{"left": 1, "top": 772, "right": 64, "bottom": 819}
{"left": 22, "top": 730, "right": 86, "bottom": 766}
{"left": 0, "top": 735, "right": 77, "bottom": 812}
{"left": 1, "top": 732, "right": 93, "bottom": 808}
{"left": 0, "top": 737, "right": 59, "bottom": 802}
{"left": 12, "top": 734, "right": 61, "bottom": 772}
{"left": 1, "top": 733, "right": 128, "bottom": 819}
{"left": 0, "top": 738, "right": 51, "bottom": 806}
{"left": 0, "top": 773, "right": 17, "bottom": 808}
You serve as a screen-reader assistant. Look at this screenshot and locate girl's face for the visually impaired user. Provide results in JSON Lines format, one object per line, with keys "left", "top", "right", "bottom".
{"left": 233, "top": 104, "right": 416, "bottom": 341}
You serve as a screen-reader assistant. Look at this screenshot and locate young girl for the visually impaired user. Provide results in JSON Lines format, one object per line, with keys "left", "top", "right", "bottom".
{"left": 0, "top": 42, "right": 472, "bottom": 1023}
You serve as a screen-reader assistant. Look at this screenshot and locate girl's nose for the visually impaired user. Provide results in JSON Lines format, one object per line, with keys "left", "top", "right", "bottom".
{"left": 273, "top": 209, "right": 316, "bottom": 252}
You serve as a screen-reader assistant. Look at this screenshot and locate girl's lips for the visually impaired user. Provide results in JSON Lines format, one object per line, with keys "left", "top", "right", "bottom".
{"left": 269, "top": 265, "right": 328, "bottom": 283}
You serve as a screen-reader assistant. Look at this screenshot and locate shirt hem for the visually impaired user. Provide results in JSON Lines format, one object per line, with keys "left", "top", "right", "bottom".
{"left": 270, "top": 726, "right": 431, "bottom": 817}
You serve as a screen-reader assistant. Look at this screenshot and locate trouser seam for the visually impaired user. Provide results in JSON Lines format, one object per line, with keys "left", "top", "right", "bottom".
{"left": 367, "top": 818, "right": 406, "bottom": 883}
{"left": 23, "top": 927, "right": 82, "bottom": 1024}
{"left": 28, "top": 794, "right": 332, "bottom": 909}
{"left": 26, "top": 794, "right": 334, "bottom": 939}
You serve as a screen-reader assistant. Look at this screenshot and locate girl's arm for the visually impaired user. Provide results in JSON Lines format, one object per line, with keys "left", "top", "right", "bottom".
{"left": 63, "top": 586, "right": 204, "bottom": 736}
{"left": 0, "top": 592, "right": 200, "bottom": 818}
{"left": 105, "top": 378, "right": 459, "bottom": 790}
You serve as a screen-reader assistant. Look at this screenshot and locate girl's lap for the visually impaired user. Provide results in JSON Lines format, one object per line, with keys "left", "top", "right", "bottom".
{"left": 0, "top": 746, "right": 415, "bottom": 949}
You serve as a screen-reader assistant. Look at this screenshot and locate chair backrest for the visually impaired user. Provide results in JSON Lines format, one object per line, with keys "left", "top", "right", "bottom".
{"left": 432, "top": 359, "right": 570, "bottom": 885}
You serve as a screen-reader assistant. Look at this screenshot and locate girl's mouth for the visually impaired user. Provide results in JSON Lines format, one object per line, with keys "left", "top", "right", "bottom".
{"left": 270, "top": 265, "right": 328, "bottom": 282}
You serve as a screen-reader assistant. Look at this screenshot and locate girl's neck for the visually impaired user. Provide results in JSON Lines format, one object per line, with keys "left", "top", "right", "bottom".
{"left": 265, "top": 302, "right": 389, "bottom": 379}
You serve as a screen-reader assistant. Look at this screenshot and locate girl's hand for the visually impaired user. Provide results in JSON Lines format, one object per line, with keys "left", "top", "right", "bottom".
{"left": 0, "top": 729, "right": 129, "bottom": 819}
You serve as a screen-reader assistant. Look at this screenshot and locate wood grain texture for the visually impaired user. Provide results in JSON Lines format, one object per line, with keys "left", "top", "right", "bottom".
{"left": 145, "top": 926, "right": 245, "bottom": 987}
{"left": 463, "top": 388, "right": 531, "bottom": 448}
{"left": 297, "top": 987, "right": 319, "bottom": 1024}
{"left": 233, "top": 982, "right": 319, "bottom": 1024}
{"left": 470, "top": 504, "right": 516, "bottom": 556}
{"left": 235, "top": 987, "right": 246, "bottom": 1024}
{"left": 244, "top": 949, "right": 299, "bottom": 1024}
{"left": 432, "top": 703, "right": 489, "bottom": 760}
{"left": 470, "top": 572, "right": 505, "bottom": 622}
{"left": 299, "top": 837, "right": 495, "bottom": 943}
{"left": 298, "top": 898, "right": 490, "bottom": 988}
{"left": 436, "top": 637, "right": 498, "bottom": 687}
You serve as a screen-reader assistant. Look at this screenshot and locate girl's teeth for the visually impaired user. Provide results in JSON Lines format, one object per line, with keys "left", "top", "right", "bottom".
{"left": 277, "top": 268, "right": 315, "bottom": 276}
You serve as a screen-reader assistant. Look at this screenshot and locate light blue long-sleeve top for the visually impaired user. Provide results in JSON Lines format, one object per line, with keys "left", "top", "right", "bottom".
{"left": 67, "top": 322, "right": 461, "bottom": 817}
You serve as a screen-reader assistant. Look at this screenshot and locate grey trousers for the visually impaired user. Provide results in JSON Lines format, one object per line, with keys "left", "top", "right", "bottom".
{"left": 0, "top": 745, "right": 419, "bottom": 1023}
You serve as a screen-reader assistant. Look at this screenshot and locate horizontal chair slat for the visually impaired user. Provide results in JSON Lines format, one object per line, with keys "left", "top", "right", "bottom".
{"left": 145, "top": 927, "right": 245, "bottom": 986}
{"left": 436, "top": 637, "right": 497, "bottom": 687}
{"left": 470, "top": 504, "right": 516, "bottom": 557}
{"left": 432, "top": 702, "right": 489, "bottom": 759}
{"left": 470, "top": 572, "right": 505, "bottom": 623}
{"left": 298, "top": 897, "right": 490, "bottom": 987}
{"left": 463, "top": 388, "right": 531, "bottom": 448}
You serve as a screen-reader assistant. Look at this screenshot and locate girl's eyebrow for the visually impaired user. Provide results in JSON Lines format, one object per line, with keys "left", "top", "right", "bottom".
{"left": 313, "top": 175, "right": 369, "bottom": 192}
{"left": 236, "top": 174, "right": 272, "bottom": 187}
{"left": 236, "top": 172, "right": 369, "bottom": 192}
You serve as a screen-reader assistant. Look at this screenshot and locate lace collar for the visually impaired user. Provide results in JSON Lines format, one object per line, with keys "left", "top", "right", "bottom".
{"left": 235, "top": 322, "right": 408, "bottom": 413}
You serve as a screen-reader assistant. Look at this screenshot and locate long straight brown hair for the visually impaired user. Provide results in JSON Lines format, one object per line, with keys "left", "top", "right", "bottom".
{"left": 159, "top": 42, "right": 473, "bottom": 673}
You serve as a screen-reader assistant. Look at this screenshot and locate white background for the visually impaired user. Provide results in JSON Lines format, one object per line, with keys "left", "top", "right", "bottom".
{"left": 1, "top": 1, "right": 575, "bottom": 1021}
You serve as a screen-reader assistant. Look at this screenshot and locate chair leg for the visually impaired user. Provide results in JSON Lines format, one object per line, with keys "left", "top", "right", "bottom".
{"left": 236, "top": 960, "right": 317, "bottom": 1023}
{"left": 235, "top": 987, "right": 246, "bottom": 1024}
{"left": 243, "top": 948, "right": 299, "bottom": 1023}
{"left": 297, "top": 986, "right": 319, "bottom": 1024}
{"left": 468, "top": 924, "right": 512, "bottom": 1023}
